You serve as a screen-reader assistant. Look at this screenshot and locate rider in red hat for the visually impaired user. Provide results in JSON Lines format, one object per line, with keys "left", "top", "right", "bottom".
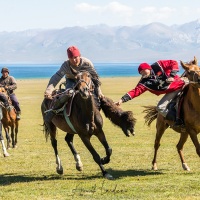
{"left": 44, "top": 45, "right": 104, "bottom": 123}
{"left": 115, "top": 60, "right": 186, "bottom": 127}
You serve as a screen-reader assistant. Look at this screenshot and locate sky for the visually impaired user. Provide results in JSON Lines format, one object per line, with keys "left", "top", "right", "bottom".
{"left": 1, "top": 0, "right": 200, "bottom": 32}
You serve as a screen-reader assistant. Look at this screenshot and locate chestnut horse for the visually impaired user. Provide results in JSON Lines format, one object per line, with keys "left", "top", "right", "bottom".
{"left": 143, "top": 57, "right": 200, "bottom": 171}
{"left": 41, "top": 71, "right": 136, "bottom": 179}
{"left": 0, "top": 87, "right": 19, "bottom": 149}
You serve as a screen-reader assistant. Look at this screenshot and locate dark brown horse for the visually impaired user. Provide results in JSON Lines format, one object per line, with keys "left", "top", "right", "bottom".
{"left": 41, "top": 71, "right": 136, "bottom": 179}
{"left": 0, "top": 87, "right": 19, "bottom": 149}
{"left": 143, "top": 56, "right": 200, "bottom": 171}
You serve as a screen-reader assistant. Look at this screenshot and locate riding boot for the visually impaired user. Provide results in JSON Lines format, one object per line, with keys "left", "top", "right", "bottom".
{"left": 173, "top": 118, "right": 184, "bottom": 127}
{"left": 166, "top": 111, "right": 184, "bottom": 128}
{"left": 165, "top": 111, "right": 176, "bottom": 121}
{"left": 16, "top": 111, "right": 21, "bottom": 120}
{"left": 174, "top": 105, "right": 184, "bottom": 127}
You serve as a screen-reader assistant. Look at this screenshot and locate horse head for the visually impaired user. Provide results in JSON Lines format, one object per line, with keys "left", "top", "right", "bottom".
{"left": 75, "top": 71, "right": 94, "bottom": 99}
{"left": 180, "top": 56, "right": 200, "bottom": 87}
{"left": 0, "top": 86, "right": 6, "bottom": 93}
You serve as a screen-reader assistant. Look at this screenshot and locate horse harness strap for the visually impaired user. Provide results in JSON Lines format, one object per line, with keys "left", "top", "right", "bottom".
{"left": 63, "top": 109, "right": 77, "bottom": 133}
{"left": 44, "top": 102, "right": 67, "bottom": 114}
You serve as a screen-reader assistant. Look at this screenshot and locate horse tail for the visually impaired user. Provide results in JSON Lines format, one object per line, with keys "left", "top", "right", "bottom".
{"left": 41, "top": 99, "right": 50, "bottom": 141}
{"left": 142, "top": 105, "right": 158, "bottom": 127}
{"left": 100, "top": 96, "right": 136, "bottom": 136}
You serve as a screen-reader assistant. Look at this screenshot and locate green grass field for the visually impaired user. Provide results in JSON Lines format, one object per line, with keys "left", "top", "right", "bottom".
{"left": 1, "top": 77, "right": 200, "bottom": 200}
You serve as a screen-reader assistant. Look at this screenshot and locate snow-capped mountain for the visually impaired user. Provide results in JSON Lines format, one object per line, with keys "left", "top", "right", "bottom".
{"left": 0, "top": 19, "right": 200, "bottom": 63}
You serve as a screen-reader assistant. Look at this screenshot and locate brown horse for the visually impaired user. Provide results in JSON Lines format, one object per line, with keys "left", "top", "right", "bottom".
{"left": 41, "top": 71, "right": 136, "bottom": 179}
{"left": 143, "top": 56, "right": 200, "bottom": 171}
{"left": 0, "top": 87, "right": 19, "bottom": 149}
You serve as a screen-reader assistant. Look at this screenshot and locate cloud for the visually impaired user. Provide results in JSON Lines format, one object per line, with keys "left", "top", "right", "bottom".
{"left": 75, "top": 2, "right": 133, "bottom": 17}
{"left": 75, "top": 3, "right": 100, "bottom": 12}
{"left": 104, "top": 2, "right": 133, "bottom": 17}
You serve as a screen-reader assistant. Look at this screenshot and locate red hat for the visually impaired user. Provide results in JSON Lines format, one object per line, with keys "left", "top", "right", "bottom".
{"left": 67, "top": 46, "right": 80, "bottom": 58}
{"left": 138, "top": 63, "right": 151, "bottom": 73}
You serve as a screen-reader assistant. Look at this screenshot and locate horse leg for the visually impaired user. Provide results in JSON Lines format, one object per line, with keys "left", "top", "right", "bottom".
{"left": 14, "top": 124, "right": 18, "bottom": 147}
{"left": 79, "top": 135, "right": 113, "bottom": 180}
{"left": 152, "top": 116, "right": 168, "bottom": 170}
{"left": 49, "top": 124, "right": 63, "bottom": 175}
{"left": 96, "top": 130, "right": 112, "bottom": 165}
{"left": 65, "top": 133, "right": 83, "bottom": 171}
{"left": 176, "top": 132, "right": 190, "bottom": 171}
{"left": 0, "top": 140, "right": 9, "bottom": 157}
{"left": 188, "top": 130, "right": 200, "bottom": 158}
{"left": 10, "top": 126, "right": 16, "bottom": 148}
{"left": 4, "top": 127, "right": 11, "bottom": 149}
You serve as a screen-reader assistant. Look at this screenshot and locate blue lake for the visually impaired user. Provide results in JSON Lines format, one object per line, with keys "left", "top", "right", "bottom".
{"left": 0, "top": 63, "right": 184, "bottom": 79}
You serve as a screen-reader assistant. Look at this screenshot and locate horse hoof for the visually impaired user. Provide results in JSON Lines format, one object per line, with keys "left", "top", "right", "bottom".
{"left": 76, "top": 162, "right": 83, "bottom": 171}
{"left": 104, "top": 173, "right": 114, "bottom": 180}
{"left": 76, "top": 165, "right": 83, "bottom": 171}
{"left": 56, "top": 167, "right": 63, "bottom": 175}
{"left": 4, "top": 152, "right": 10, "bottom": 157}
{"left": 182, "top": 163, "right": 190, "bottom": 171}
{"left": 152, "top": 164, "right": 158, "bottom": 170}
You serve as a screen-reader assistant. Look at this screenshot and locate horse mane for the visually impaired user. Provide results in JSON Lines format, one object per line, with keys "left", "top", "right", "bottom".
{"left": 142, "top": 105, "right": 158, "bottom": 127}
{"left": 0, "top": 86, "right": 12, "bottom": 106}
{"left": 100, "top": 96, "right": 136, "bottom": 128}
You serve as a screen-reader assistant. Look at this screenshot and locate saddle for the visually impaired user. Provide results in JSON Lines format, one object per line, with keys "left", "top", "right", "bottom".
{"left": 48, "top": 89, "right": 75, "bottom": 116}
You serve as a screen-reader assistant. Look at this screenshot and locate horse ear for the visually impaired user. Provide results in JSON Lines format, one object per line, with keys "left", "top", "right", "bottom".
{"left": 180, "top": 60, "right": 189, "bottom": 70}
{"left": 193, "top": 56, "right": 198, "bottom": 65}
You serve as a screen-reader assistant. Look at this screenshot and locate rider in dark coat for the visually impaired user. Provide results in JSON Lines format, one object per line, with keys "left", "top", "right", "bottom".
{"left": 0, "top": 67, "right": 21, "bottom": 120}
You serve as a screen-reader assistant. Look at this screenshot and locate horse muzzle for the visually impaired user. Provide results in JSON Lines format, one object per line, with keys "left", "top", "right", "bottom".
{"left": 79, "top": 87, "right": 90, "bottom": 99}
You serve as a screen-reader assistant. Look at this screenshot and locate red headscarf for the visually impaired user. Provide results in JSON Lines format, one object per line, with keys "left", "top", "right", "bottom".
{"left": 138, "top": 63, "right": 152, "bottom": 73}
{"left": 67, "top": 46, "right": 81, "bottom": 58}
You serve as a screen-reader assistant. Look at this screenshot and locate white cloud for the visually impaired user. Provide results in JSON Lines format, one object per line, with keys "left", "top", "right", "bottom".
{"left": 104, "top": 2, "right": 133, "bottom": 17}
{"left": 75, "top": 2, "right": 133, "bottom": 17}
{"left": 75, "top": 3, "right": 100, "bottom": 12}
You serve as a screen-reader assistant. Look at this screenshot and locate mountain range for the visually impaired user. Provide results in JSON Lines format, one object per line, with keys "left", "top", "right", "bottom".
{"left": 0, "top": 19, "right": 200, "bottom": 63}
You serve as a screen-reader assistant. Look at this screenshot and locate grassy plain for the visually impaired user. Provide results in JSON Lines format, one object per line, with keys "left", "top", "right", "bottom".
{"left": 0, "top": 77, "right": 200, "bottom": 200}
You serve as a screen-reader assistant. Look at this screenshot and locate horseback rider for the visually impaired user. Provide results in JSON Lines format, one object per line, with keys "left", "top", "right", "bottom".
{"left": 115, "top": 60, "right": 186, "bottom": 127}
{"left": 0, "top": 67, "right": 21, "bottom": 120}
{"left": 0, "top": 92, "right": 12, "bottom": 118}
{"left": 44, "top": 45, "right": 104, "bottom": 123}
{"left": 0, "top": 92, "right": 12, "bottom": 157}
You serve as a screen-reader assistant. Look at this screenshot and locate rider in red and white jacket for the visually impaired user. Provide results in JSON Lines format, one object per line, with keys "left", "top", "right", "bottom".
{"left": 115, "top": 60, "right": 185, "bottom": 126}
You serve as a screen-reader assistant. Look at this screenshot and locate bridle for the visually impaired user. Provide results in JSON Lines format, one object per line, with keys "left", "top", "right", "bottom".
{"left": 73, "top": 71, "right": 94, "bottom": 93}
{"left": 185, "top": 69, "right": 200, "bottom": 84}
